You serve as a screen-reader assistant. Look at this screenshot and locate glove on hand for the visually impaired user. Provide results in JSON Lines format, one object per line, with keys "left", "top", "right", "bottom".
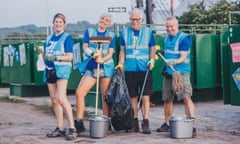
{"left": 115, "top": 64, "right": 124, "bottom": 71}
{"left": 167, "top": 60, "right": 175, "bottom": 67}
{"left": 96, "top": 57, "right": 104, "bottom": 64}
{"left": 93, "top": 50, "right": 103, "bottom": 59}
{"left": 44, "top": 55, "right": 55, "bottom": 61}
{"left": 147, "top": 58, "right": 155, "bottom": 70}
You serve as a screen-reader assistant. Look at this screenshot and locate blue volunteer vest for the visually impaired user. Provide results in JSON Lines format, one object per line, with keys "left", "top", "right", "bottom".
{"left": 77, "top": 28, "right": 115, "bottom": 77}
{"left": 122, "top": 26, "right": 152, "bottom": 72}
{"left": 164, "top": 31, "right": 191, "bottom": 75}
{"left": 44, "top": 33, "right": 72, "bottom": 80}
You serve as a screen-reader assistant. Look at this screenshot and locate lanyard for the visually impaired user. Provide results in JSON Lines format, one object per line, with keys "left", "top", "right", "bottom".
{"left": 132, "top": 30, "right": 142, "bottom": 48}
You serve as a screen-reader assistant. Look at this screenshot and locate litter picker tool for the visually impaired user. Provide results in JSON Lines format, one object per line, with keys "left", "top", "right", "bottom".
{"left": 89, "top": 36, "right": 112, "bottom": 115}
{"left": 137, "top": 69, "right": 149, "bottom": 109}
{"left": 155, "top": 50, "right": 183, "bottom": 93}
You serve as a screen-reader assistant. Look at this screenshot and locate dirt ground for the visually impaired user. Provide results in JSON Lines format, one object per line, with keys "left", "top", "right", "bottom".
{"left": 1, "top": 94, "right": 240, "bottom": 144}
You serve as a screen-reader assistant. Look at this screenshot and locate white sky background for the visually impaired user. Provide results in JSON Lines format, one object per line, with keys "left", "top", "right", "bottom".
{"left": 0, "top": 0, "right": 132, "bottom": 28}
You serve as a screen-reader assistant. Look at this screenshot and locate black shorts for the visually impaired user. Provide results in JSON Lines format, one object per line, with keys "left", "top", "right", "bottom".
{"left": 46, "top": 69, "right": 57, "bottom": 83}
{"left": 125, "top": 71, "right": 153, "bottom": 97}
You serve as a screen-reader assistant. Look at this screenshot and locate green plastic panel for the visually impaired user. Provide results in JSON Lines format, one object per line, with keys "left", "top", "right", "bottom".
{"left": 228, "top": 25, "right": 240, "bottom": 106}
{"left": 220, "top": 28, "right": 231, "bottom": 104}
{"left": 1, "top": 43, "right": 34, "bottom": 84}
{"left": 32, "top": 42, "right": 45, "bottom": 85}
{"left": 195, "top": 34, "right": 217, "bottom": 89}
{"left": 152, "top": 35, "right": 165, "bottom": 91}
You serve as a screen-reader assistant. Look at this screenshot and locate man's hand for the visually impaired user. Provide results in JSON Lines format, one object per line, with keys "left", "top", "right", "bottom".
{"left": 148, "top": 58, "right": 155, "bottom": 70}
{"left": 115, "top": 64, "right": 124, "bottom": 71}
{"left": 96, "top": 57, "right": 104, "bottom": 64}
{"left": 167, "top": 60, "right": 175, "bottom": 67}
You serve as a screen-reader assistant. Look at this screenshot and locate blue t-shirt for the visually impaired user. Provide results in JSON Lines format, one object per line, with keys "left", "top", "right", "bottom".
{"left": 45, "top": 32, "right": 73, "bottom": 68}
{"left": 83, "top": 29, "right": 115, "bottom": 48}
{"left": 168, "top": 35, "right": 192, "bottom": 51}
{"left": 120, "top": 29, "right": 156, "bottom": 47}
{"left": 83, "top": 29, "right": 115, "bottom": 69}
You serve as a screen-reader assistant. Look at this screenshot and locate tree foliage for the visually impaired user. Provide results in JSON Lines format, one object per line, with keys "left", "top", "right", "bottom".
{"left": 177, "top": 0, "right": 240, "bottom": 24}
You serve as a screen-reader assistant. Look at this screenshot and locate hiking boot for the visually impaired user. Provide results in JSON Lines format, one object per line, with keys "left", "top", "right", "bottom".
{"left": 74, "top": 119, "right": 86, "bottom": 134}
{"left": 141, "top": 119, "right": 151, "bottom": 134}
{"left": 65, "top": 128, "right": 77, "bottom": 140}
{"left": 192, "top": 127, "right": 197, "bottom": 138}
{"left": 46, "top": 127, "right": 65, "bottom": 137}
{"left": 156, "top": 123, "right": 170, "bottom": 132}
{"left": 126, "top": 118, "right": 139, "bottom": 132}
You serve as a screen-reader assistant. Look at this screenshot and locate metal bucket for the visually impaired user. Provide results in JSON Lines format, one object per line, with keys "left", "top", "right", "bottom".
{"left": 170, "top": 116, "right": 195, "bottom": 138}
{"left": 89, "top": 115, "right": 110, "bottom": 138}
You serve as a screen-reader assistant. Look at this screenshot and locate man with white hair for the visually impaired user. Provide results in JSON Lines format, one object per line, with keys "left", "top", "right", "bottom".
{"left": 116, "top": 8, "right": 156, "bottom": 134}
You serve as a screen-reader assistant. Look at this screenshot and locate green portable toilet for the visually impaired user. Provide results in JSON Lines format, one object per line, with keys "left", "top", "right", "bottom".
{"left": 223, "top": 25, "right": 240, "bottom": 106}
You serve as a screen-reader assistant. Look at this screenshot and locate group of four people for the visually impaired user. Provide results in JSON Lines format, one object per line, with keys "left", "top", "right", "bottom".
{"left": 40, "top": 8, "right": 196, "bottom": 141}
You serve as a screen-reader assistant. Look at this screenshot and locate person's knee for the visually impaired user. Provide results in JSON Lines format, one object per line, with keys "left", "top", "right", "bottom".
{"left": 183, "top": 97, "right": 193, "bottom": 105}
{"left": 51, "top": 98, "right": 59, "bottom": 105}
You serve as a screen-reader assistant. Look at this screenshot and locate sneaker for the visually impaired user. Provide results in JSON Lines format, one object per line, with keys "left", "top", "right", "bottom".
{"left": 65, "top": 128, "right": 77, "bottom": 140}
{"left": 46, "top": 127, "right": 65, "bottom": 137}
{"left": 192, "top": 127, "right": 197, "bottom": 138}
{"left": 156, "top": 123, "right": 170, "bottom": 132}
{"left": 126, "top": 118, "right": 140, "bottom": 132}
{"left": 74, "top": 119, "right": 86, "bottom": 134}
{"left": 141, "top": 119, "right": 151, "bottom": 134}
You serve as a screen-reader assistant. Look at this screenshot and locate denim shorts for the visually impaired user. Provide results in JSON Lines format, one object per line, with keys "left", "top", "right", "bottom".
{"left": 84, "top": 69, "right": 107, "bottom": 78}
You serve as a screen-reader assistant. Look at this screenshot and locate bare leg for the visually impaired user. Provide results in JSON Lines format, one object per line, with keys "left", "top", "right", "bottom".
{"left": 56, "top": 79, "right": 75, "bottom": 129}
{"left": 142, "top": 95, "right": 150, "bottom": 119}
{"left": 183, "top": 97, "right": 195, "bottom": 117}
{"left": 75, "top": 76, "right": 96, "bottom": 119}
{"left": 164, "top": 100, "right": 173, "bottom": 125}
{"left": 131, "top": 97, "right": 138, "bottom": 118}
{"left": 48, "top": 83, "right": 64, "bottom": 130}
{"left": 100, "top": 77, "right": 112, "bottom": 116}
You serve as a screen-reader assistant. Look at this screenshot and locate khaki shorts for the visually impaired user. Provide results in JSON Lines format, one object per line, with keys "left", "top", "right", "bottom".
{"left": 162, "top": 74, "right": 192, "bottom": 101}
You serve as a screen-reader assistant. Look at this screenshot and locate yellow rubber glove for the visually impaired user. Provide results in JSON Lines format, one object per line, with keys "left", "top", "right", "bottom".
{"left": 96, "top": 57, "right": 104, "bottom": 64}
{"left": 93, "top": 49, "right": 103, "bottom": 59}
{"left": 148, "top": 58, "right": 155, "bottom": 70}
{"left": 115, "top": 64, "right": 124, "bottom": 71}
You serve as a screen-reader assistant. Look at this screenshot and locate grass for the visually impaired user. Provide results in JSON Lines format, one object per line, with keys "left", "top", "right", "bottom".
{"left": 0, "top": 96, "right": 25, "bottom": 103}
{"left": 38, "top": 102, "right": 52, "bottom": 110}
{"left": 205, "top": 125, "right": 214, "bottom": 131}
{"left": 0, "top": 122, "right": 13, "bottom": 126}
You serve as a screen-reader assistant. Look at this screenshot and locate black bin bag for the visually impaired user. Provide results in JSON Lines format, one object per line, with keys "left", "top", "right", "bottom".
{"left": 105, "top": 69, "right": 133, "bottom": 131}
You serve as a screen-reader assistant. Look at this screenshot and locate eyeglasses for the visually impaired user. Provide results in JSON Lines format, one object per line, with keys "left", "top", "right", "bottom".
{"left": 130, "top": 18, "right": 141, "bottom": 21}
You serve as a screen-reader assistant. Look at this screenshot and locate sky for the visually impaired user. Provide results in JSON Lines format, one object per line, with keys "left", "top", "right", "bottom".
{"left": 0, "top": 0, "right": 132, "bottom": 28}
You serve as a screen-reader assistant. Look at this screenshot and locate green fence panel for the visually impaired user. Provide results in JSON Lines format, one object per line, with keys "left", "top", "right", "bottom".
{"left": 68, "top": 39, "right": 82, "bottom": 90}
{"left": 195, "top": 34, "right": 218, "bottom": 89}
{"left": 221, "top": 28, "right": 231, "bottom": 104}
{"left": 227, "top": 25, "right": 240, "bottom": 106}
{"left": 1, "top": 43, "right": 34, "bottom": 84}
{"left": 33, "top": 42, "right": 45, "bottom": 85}
{"left": 152, "top": 35, "right": 165, "bottom": 91}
